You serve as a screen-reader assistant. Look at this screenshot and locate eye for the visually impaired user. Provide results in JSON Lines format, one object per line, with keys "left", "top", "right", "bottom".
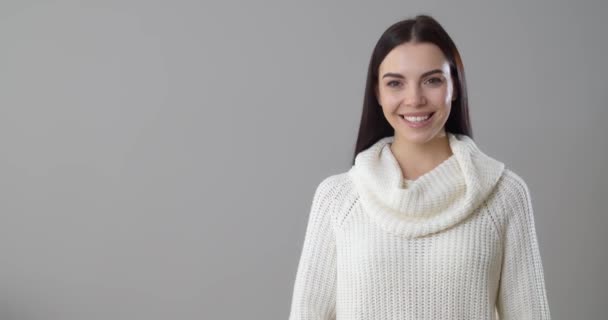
{"left": 425, "top": 77, "right": 444, "bottom": 86}
{"left": 387, "top": 80, "right": 402, "bottom": 88}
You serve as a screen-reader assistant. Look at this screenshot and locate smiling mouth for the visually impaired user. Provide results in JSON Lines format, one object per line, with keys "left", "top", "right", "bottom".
{"left": 400, "top": 112, "right": 435, "bottom": 121}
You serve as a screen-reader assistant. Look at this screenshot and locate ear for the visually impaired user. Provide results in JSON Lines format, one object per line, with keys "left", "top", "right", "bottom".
{"left": 375, "top": 84, "right": 381, "bottom": 105}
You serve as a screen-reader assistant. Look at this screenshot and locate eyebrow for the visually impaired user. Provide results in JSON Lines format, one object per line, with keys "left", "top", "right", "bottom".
{"left": 381, "top": 69, "right": 443, "bottom": 79}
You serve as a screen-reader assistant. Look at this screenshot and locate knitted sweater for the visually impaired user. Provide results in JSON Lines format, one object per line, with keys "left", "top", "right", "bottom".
{"left": 288, "top": 133, "right": 551, "bottom": 320}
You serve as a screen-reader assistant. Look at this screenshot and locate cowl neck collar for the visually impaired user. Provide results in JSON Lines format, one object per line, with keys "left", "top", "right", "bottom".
{"left": 348, "top": 132, "right": 505, "bottom": 238}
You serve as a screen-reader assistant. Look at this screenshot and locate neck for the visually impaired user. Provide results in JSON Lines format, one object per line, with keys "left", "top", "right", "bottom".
{"left": 389, "top": 131, "right": 454, "bottom": 181}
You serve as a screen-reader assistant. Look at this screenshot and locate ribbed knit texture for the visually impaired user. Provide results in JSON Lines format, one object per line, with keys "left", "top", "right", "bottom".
{"left": 289, "top": 133, "right": 551, "bottom": 320}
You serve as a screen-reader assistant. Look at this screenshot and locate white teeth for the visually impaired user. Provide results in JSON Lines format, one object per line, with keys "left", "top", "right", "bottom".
{"left": 404, "top": 114, "right": 431, "bottom": 122}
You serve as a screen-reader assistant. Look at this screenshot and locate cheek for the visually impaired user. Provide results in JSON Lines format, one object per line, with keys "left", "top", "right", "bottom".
{"left": 379, "top": 95, "right": 401, "bottom": 115}
{"left": 379, "top": 91, "right": 399, "bottom": 105}
{"left": 381, "top": 105, "right": 399, "bottom": 120}
{"left": 426, "top": 88, "right": 450, "bottom": 104}
{"left": 436, "top": 103, "right": 452, "bottom": 123}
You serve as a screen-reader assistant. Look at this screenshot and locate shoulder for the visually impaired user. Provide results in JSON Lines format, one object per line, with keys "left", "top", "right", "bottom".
{"left": 318, "top": 171, "right": 353, "bottom": 188}
{"left": 495, "top": 168, "right": 533, "bottom": 205}
{"left": 314, "top": 172, "right": 356, "bottom": 204}
{"left": 312, "top": 172, "right": 359, "bottom": 223}
{"left": 489, "top": 168, "right": 537, "bottom": 230}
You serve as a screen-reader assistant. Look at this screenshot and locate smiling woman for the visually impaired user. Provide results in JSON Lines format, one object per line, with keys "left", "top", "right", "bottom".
{"left": 288, "top": 14, "right": 551, "bottom": 320}
{"left": 377, "top": 42, "right": 457, "bottom": 180}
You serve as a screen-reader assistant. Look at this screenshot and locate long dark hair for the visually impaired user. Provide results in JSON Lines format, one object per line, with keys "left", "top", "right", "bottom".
{"left": 352, "top": 14, "right": 472, "bottom": 165}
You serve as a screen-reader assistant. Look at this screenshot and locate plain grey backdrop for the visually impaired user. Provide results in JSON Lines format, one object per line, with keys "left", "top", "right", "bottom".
{"left": 1, "top": 0, "right": 606, "bottom": 319}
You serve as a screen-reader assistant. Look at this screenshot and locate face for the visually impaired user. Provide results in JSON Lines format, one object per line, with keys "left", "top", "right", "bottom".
{"left": 375, "top": 42, "right": 457, "bottom": 146}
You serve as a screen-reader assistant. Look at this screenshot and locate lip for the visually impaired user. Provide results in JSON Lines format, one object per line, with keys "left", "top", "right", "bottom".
{"left": 400, "top": 112, "right": 435, "bottom": 128}
{"left": 400, "top": 111, "right": 434, "bottom": 117}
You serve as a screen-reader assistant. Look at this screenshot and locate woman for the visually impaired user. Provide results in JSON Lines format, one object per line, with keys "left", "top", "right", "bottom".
{"left": 288, "top": 15, "right": 551, "bottom": 320}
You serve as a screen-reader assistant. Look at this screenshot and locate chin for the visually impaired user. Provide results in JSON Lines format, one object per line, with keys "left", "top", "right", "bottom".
{"left": 395, "top": 127, "right": 446, "bottom": 145}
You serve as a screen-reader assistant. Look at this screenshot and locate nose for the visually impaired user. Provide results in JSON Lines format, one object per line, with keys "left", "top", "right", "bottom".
{"left": 404, "top": 85, "right": 425, "bottom": 107}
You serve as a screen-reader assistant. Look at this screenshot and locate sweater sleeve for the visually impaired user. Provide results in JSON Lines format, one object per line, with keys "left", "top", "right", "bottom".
{"left": 496, "top": 176, "right": 551, "bottom": 319}
{"left": 288, "top": 177, "right": 338, "bottom": 320}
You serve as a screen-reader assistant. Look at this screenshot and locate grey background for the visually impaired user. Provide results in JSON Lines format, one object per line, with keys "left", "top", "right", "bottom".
{"left": 1, "top": 0, "right": 606, "bottom": 319}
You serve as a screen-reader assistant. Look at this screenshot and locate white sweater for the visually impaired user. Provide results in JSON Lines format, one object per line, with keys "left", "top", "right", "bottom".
{"left": 288, "top": 133, "right": 551, "bottom": 320}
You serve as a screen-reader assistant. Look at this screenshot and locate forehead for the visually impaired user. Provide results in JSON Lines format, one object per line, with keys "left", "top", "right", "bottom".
{"left": 379, "top": 42, "right": 449, "bottom": 76}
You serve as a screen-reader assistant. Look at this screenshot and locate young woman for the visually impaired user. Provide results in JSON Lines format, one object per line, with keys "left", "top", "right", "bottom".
{"left": 288, "top": 15, "right": 551, "bottom": 319}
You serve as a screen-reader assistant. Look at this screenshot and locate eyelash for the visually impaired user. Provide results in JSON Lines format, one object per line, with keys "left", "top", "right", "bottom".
{"left": 387, "top": 77, "right": 443, "bottom": 88}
